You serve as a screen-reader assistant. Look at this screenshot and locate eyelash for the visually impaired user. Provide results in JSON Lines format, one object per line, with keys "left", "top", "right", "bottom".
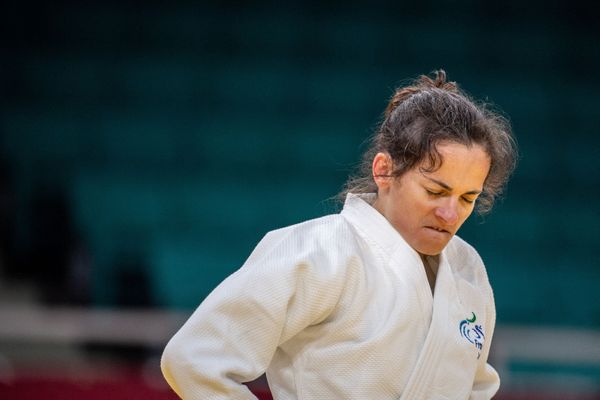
{"left": 426, "top": 189, "right": 475, "bottom": 204}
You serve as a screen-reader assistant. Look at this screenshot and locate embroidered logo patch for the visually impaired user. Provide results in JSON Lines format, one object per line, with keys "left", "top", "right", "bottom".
{"left": 459, "top": 312, "right": 485, "bottom": 359}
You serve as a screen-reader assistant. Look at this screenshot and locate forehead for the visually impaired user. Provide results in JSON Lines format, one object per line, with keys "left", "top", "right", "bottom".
{"left": 418, "top": 142, "right": 490, "bottom": 189}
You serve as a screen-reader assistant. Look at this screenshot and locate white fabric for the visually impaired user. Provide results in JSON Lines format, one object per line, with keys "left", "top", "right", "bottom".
{"left": 161, "top": 193, "right": 500, "bottom": 399}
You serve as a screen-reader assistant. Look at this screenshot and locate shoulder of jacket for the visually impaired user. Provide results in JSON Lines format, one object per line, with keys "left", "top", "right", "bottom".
{"left": 243, "top": 214, "right": 358, "bottom": 271}
{"left": 265, "top": 213, "right": 355, "bottom": 245}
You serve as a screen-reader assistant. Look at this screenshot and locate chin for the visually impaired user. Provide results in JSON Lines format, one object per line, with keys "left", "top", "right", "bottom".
{"left": 419, "top": 250, "right": 442, "bottom": 257}
{"left": 415, "top": 243, "right": 447, "bottom": 256}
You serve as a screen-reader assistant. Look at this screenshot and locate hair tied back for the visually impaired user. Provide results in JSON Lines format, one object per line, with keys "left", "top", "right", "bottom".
{"left": 421, "top": 69, "right": 458, "bottom": 92}
{"left": 384, "top": 69, "right": 458, "bottom": 118}
{"left": 384, "top": 87, "right": 420, "bottom": 118}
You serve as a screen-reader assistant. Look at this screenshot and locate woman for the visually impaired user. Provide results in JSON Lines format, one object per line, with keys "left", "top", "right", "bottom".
{"left": 161, "top": 70, "right": 517, "bottom": 399}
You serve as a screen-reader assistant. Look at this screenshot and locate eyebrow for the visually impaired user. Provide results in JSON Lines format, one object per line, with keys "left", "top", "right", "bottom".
{"left": 424, "top": 176, "right": 482, "bottom": 195}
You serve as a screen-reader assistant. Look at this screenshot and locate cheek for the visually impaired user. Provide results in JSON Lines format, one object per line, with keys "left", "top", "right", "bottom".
{"left": 462, "top": 203, "right": 477, "bottom": 218}
{"left": 413, "top": 198, "right": 437, "bottom": 218}
{"left": 388, "top": 184, "right": 432, "bottom": 229}
{"left": 457, "top": 206, "right": 475, "bottom": 226}
{"left": 397, "top": 201, "right": 430, "bottom": 228}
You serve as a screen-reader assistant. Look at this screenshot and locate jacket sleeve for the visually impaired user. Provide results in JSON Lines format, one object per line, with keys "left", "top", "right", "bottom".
{"left": 469, "top": 283, "right": 500, "bottom": 399}
{"left": 160, "top": 227, "right": 348, "bottom": 399}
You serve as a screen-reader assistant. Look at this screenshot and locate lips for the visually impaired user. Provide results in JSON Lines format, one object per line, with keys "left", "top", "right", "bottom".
{"left": 425, "top": 226, "right": 451, "bottom": 234}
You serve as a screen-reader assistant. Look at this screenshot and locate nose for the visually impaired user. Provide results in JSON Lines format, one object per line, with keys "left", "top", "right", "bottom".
{"left": 434, "top": 200, "right": 459, "bottom": 226}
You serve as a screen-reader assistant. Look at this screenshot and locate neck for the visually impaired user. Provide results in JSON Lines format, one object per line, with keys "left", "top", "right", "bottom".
{"left": 420, "top": 254, "right": 440, "bottom": 293}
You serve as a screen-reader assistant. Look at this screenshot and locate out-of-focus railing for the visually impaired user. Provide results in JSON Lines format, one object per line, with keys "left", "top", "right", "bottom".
{"left": 0, "top": 304, "right": 598, "bottom": 397}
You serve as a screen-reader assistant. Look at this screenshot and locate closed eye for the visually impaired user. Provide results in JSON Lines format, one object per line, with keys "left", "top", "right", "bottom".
{"left": 425, "top": 188, "right": 443, "bottom": 196}
{"left": 461, "top": 194, "right": 481, "bottom": 204}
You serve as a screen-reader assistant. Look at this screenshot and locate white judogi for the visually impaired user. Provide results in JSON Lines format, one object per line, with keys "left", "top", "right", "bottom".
{"left": 161, "top": 194, "right": 500, "bottom": 399}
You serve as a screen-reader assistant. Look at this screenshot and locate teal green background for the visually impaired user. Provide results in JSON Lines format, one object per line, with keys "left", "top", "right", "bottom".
{"left": 2, "top": 1, "right": 599, "bottom": 329}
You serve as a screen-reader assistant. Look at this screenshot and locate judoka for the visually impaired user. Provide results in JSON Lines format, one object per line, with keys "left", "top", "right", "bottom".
{"left": 161, "top": 70, "right": 518, "bottom": 399}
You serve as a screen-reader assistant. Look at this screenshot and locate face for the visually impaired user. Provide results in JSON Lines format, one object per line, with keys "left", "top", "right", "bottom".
{"left": 372, "top": 142, "right": 491, "bottom": 256}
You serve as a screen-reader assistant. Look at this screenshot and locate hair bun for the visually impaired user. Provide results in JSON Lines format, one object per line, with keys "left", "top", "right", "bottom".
{"left": 384, "top": 69, "right": 458, "bottom": 118}
{"left": 420, "top": 69, "right": 458, "bottom": 92}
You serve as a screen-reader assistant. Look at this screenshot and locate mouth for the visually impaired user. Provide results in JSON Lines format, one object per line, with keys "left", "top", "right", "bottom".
{"left": 425, "top": 226, "right": 451, "bottom": 234}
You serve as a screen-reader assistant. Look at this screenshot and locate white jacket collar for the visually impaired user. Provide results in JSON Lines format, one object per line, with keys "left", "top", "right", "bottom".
{"left": 340, "top": 193, "right": 421, "bottom": 261}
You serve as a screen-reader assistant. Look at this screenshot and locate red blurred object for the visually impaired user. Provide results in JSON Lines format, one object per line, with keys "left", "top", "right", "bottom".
{"left": 0, "top": 372, "right": 273, "bottom": 400}
{"left": 1, "top": 372, "right": 596, "bottom": 400}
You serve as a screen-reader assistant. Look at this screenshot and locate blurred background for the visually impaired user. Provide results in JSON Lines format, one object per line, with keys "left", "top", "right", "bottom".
{"left": 1, "top": 0, "right": 598, "bottom": 399}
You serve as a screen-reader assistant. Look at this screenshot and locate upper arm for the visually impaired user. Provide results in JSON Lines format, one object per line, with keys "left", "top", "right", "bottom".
{"left": 161, "top": 226, "right": 350, "bottom": 399}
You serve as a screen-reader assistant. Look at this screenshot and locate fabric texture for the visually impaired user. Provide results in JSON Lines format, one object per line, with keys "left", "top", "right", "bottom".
{"left": 161, "top": 193, "right": 500, "bottom": 399}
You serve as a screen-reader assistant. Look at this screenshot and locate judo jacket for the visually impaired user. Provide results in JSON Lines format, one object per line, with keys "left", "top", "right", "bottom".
{"left": 161, "top": 193, "right": 500, "bottom": 399}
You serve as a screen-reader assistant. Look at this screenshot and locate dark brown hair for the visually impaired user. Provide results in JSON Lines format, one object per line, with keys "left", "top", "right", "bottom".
{"left": 342, "top": 70, "right": 517, "bottom": 214}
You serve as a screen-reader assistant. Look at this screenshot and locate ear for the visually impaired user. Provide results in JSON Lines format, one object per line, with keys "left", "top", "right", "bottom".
{"left": 372, "top": 152, "right": 393, "bottom": 191}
